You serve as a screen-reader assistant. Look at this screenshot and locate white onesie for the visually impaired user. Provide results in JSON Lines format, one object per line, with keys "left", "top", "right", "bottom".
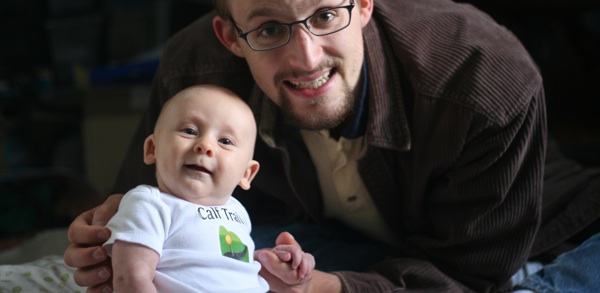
{"left": 104, "top": 185, "right": 269, "bottom": 293}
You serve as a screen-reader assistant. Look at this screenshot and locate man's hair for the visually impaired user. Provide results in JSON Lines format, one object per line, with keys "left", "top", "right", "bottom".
{"left": 212, "top": 0, "right": 360, "bottom": 19}
{"left": 212, "top": 0, "right": 230, "bottom": 18}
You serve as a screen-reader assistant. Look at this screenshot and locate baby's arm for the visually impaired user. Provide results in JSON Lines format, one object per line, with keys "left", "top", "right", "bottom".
{"left": 111, "top": 240, "right": 159, "bottom": 293}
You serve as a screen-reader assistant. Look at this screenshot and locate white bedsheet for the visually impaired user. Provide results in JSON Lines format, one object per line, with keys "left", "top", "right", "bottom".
{"left": 0, "top": 228, "right": 85, "bottom": 292}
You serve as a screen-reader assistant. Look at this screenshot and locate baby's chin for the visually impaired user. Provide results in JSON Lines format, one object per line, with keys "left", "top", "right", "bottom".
{"left": 182, "top": 189, "right": 229, "bottom": 206}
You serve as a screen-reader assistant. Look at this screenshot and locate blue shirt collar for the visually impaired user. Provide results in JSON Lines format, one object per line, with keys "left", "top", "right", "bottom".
{"left": 341, "top": 60, "right": 368, "bottom": 139}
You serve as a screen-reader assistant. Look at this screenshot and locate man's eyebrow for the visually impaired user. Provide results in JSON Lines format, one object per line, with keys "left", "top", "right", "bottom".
{"left": 243, "top": 1, "right": 316, "bottom": 23}
{"left": 244, "top": 7, "right": 280, "bottom": 23}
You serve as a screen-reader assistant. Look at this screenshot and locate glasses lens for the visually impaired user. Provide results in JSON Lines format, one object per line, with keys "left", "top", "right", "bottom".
{"left": 246, "top": 24, "right": 291, "bottom": 50}
{"left": 245, "top": 6, "right": 351, "bottom": 50}
{"left": 307, "top": 7, "right": 351, "bottom": 36}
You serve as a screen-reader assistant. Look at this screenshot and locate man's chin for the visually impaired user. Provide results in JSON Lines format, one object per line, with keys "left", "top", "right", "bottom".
{"left": 279, "top": 88, "right": 353, "bottom": 130}
{"left": 283, "top": 111, "right": 346, "bottom": 131}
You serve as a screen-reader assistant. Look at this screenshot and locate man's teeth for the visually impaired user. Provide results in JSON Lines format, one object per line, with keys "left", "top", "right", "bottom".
{"left": 289, "top": 71, "right": 331, "bottom": 89}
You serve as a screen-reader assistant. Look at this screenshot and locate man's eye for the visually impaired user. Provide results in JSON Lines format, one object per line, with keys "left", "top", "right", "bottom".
{"left": 257, "top": 25, "right": 284, "bottom": 38}
{"left": 315, "top": 11, "right": 335, "bottom": 24}
{"left": 218, "top": 138, "right": 233, "bottom": 145}
{"left": 182, "top": 128, "right": 197, "bottom": 135}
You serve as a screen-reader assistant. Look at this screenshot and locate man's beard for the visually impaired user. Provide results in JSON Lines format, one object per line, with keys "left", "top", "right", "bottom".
{"left": 279, "top": 84, "right": 355, "bottom": 131}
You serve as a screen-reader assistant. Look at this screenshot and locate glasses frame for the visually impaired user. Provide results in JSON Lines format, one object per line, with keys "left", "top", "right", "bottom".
{"left": 230, "top": 0, "right": 355, "bottom": 51}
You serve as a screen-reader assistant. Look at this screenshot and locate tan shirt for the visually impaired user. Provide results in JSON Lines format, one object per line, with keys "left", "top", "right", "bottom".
{"left": 301, "top": 130, "right": 400, "bottom": 248}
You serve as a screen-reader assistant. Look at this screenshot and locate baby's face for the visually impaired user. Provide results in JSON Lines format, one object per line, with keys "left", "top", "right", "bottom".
{"left": 145, "top": 85, "right": 258, "bottom": 205}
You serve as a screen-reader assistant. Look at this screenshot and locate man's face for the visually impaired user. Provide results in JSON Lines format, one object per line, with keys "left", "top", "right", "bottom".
{"left": 226, "top": 0, "right": 372, "bottom": 130}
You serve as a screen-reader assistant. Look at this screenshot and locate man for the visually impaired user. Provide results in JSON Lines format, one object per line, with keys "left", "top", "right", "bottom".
{"left": 64, "top": 0, "right": 600, "bottom": 292}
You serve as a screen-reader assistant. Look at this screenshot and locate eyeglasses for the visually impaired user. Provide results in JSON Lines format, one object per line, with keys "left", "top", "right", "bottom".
{"left": 230, "top": 0, "right": 355, "bottom": 51}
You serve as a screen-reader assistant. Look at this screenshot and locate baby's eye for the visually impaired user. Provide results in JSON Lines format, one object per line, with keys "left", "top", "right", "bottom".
{"left": 182, "top": 128, "right": 197, "bottom": 136}
{"left": 218, "top": 138, "right": 233, "bottom": 145}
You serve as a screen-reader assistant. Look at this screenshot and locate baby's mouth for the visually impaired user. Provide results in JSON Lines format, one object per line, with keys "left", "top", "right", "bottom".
{"left": 185, "top": 164, "right": 213, "bottom": 174}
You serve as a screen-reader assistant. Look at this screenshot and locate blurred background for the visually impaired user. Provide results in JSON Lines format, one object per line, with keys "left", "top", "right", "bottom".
{"left": 0, "top": 0, "right": 214, "bottom": 247}
{"left": 1, "top": 0, "right": 599, "bottom": 246}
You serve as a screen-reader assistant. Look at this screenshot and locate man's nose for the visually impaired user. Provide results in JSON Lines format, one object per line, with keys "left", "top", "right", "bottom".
{"left": 287, "top": 26, "right": 323, "bottom": 71}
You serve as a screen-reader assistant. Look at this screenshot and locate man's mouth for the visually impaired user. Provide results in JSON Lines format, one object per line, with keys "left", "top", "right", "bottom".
{"left": 185, "top": 164, "right": 212, "bottom": 174}
{"left": 286, "top": 70, "right": 332, "bottom": 90}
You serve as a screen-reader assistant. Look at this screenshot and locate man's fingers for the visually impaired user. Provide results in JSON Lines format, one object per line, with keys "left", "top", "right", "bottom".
{"left": 64, "top": 209, "right": 110, "bottom": 270}
{"left": 258, "top": 250, "right": 302, "bottom": 284}
{"left": 275, "top": 231, "right": 298, "bottom": 246}
{"left": 62, "top": 193, "right": 122, "bottom": 291}
{"left": 64, "top": 245, "right": 107, "bottom": 268}
{"left": 91, "top": 194, "right": 124, "bottom": 226}
{"left": 71, "top": 262, "right": 111, "bottom": 288}
{"left": 86, "top": 283, "right": 115, "bottom": 293}
{"left": 66, "top": 193, "right": 124, "bottom": 245}
{"left": 257, "top": 265, "right": 285, "bottom": 293}
{"left": 67, "top": 212, "right": 111, "bottom": 245}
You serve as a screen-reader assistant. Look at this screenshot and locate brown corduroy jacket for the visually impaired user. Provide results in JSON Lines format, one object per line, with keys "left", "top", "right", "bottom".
{"left": 114, "top": 0, "right": 600, "bottom": 291}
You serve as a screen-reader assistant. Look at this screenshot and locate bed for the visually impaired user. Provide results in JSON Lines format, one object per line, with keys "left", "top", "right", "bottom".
{"left": 0, "top": 228, "right": 84, "bottom": 292}
{"left": 0, "top": 168, "right": 104, "bottom": 292}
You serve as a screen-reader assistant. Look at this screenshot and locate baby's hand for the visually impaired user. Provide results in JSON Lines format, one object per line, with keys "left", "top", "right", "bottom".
{"left": 255, "top": 232, "right": 315, "bottom": 286}
{"left": 271, "top": 243, "right": 314, "bottom": 281}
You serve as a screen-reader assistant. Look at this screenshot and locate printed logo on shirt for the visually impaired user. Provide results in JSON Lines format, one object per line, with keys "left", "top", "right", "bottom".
{"left": 219, "top": 226, "right": 249, "bottom": 262}
{"left": 198, "top": 206, "right": 245, "bottom": 224}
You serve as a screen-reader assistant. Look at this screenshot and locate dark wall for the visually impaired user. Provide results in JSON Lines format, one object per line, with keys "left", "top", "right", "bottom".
{"left": 1, "top": 0, "right": 599, "bottom": 172}
{"left": 460, "top": 1, "right": 600, "bottom": 165}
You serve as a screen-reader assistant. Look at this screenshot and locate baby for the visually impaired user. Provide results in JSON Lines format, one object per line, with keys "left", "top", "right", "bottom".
{"left": 103, "top": 85, "right": 313, "bottom": 293}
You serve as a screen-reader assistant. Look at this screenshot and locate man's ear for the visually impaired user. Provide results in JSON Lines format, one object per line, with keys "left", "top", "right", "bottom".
{"left": 143, "top": 135, "right": 157, "bottom": 165}
{"left": 359, "top": 0, "right": 374, "bottom": 28}
{"left": 238, "top": 160, "right": 260, "bottom": 190}
{"left": 213, "top": 15, "right": 245, "bottom": 57}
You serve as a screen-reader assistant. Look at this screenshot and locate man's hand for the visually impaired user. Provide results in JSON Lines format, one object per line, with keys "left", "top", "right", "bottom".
{"left": 256, "top": 232, "right": 342, "bottom": 293}
{"left": 63, "top": 194, "right": 123, "bottom": 293}
{"left": 256, "top": 232, "right": 315, "bottom": 283}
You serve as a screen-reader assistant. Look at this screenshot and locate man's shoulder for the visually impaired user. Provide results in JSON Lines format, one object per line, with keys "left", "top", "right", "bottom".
{"left": 155, "top": 11, "right": 254, "bottom": 100}
{"left": 374, "top": 0, "right": 543, "bottom": 122}
{"left": 161, "top": 12, "right": 246, "bottom": 72}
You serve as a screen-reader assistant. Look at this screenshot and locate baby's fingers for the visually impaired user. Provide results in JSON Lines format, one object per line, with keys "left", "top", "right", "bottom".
{"left": 297, "top": 252, "right": 315, "bottom": 280}
{"left": 273, "top": 245, "right": 303, "bottom": 269}
{"left": 273, "top": 249, "right": 292, "bottom": 262}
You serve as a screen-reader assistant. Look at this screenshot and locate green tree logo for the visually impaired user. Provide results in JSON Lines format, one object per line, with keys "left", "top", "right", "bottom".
{"left": 219, "top": 226, "right": 249, "bottom": 262}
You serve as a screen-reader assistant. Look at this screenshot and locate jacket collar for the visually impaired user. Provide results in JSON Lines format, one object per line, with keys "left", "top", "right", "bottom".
{"left": 363, "top": 16, "right": 412, "bottom": 151}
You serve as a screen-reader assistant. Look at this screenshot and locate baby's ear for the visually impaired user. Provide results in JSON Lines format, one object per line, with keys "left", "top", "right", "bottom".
{"left": 143, "top": 135, "right": 157, "bottom": 165}
{"left": 238, "top": 160, "right": 260, "bottom": 190}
